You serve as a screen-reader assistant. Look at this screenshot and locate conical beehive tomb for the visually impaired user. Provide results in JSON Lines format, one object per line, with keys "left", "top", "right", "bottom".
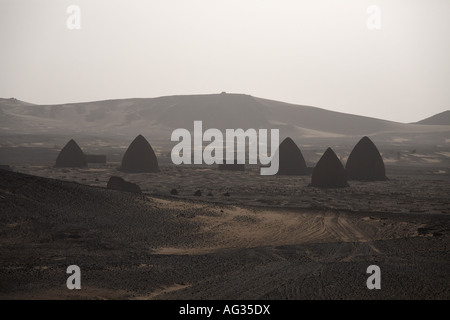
{"left": 55, "top": 139, "right": 87, "bottom": 167}
{"left": 310, "top": 147, "right": 348, "bottom": 188}
{"left": 276, "top": 137, "right": 308, "bottom": 175}
{"left": 119, "top": 135, "right": 159, "bottom": 173}
{"left": 346, "top": 136, "right": 387, "bottom": 181}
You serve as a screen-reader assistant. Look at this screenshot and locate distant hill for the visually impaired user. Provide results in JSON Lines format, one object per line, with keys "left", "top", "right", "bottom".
{"left": 0, "top": 98, "right": 35, "bottom": 107}
{"left": 415, "top": 110, "right": 450, "bottom": 126}
{"left": 1, "top": 94, "right": 449, "bottom": 146}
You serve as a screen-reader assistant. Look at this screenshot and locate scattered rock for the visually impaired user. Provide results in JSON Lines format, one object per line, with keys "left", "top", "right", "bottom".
{"left": 417, "top": 226, "right": 445, "bottom": 237}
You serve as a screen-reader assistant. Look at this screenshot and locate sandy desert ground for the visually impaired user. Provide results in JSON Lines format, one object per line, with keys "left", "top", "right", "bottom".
{"left": 1, "top": 165, "right": 449, "bottom": 299}
{"left": 13, "top": 160, "right": 450, "bottom": 214}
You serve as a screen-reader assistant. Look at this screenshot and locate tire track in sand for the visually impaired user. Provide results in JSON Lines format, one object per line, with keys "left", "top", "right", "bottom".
{"left": 322, "top": 211, "right": 382, "bottom": 261}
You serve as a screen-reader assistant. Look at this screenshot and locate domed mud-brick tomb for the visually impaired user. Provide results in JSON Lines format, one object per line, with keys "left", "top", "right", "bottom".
{"left": 310, "top": 147, "right": 348, "bottom": 188}
{"left": 55, "top": 139, "right": 87, "bottom": 167}
{"left": 277, "top": 137, "right": 308, "bottom": 175}
{"left": 119, "top": 135, "right": 160, "bottom": 173}
{"left": 345, "top": 136, "right": 387, "bottom": 181}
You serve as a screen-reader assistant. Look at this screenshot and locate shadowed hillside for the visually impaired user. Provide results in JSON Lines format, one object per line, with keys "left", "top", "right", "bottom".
{"left": 415, "top": 110, "right": 450, "bottom": 126}
{"left": 1, "top": 95, "right": 449, "bottom": 146}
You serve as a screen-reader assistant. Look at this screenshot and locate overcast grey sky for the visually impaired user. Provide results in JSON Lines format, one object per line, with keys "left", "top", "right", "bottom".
{"left": 1, "top": 0, "right": 449, "bottom": 123}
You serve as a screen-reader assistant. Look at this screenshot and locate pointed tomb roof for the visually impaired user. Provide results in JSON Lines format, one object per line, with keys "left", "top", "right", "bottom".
{"left": 345, "top": 136, "right": 387, "bottom": 181}
{"left": 310, "top": 147, "right": 348, "bottom": 188}
{"left": 119, "top": 135, "right": 159, "bottom": 173}
{"left": 277, "top": 137, "right": 308, "bottom": 175}
{"left": 55, "top": 139, "right": 87, "bottom": 167}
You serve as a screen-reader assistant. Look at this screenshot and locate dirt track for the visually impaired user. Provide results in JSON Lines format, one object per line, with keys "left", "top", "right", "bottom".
{"left": 1, "top": 169, "right": 449, "bottom": 299}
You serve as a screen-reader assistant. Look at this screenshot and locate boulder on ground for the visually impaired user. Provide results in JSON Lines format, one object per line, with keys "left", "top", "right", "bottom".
{"left": 107, "top": 176, "right": 141, "bottom": 193}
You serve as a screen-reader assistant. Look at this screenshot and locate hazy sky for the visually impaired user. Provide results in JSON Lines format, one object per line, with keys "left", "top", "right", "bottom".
{"left": 1, "top": 0, "right": 449, "bottom": 123}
